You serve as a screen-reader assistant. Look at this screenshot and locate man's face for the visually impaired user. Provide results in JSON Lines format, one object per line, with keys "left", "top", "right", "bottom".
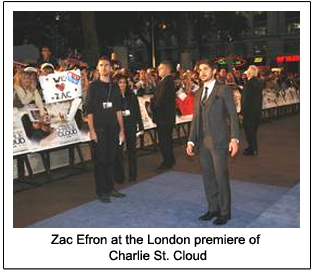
{"left": 158, "top": 64, "right": 168, "bottom": 78}
{"left": 97, "top": 59, "right": 111, "bottom": 77}
{"left": 199, "top": 64, "right": 216, "bottom": 83}
{"left": 41, "top": 47, "right": 51, "bottom": 60}
{"left": 246, "top": 68, "right": 253, "bottom": 79}
{"left": 220, "top": 68, "right": 227, "bottom": 77}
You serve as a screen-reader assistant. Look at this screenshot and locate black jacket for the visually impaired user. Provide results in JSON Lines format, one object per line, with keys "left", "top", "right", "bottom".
{"left": 150, "top": 75, "right": 176, "bottom": 125}
{"left": 121, "top": 89, "right": 144, "bottom": 132}
{"left": 242, "top": 77, "right": 264, "bottom": 122}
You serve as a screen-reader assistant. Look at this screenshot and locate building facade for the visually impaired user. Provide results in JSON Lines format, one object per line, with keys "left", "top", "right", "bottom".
{"left": 127, "top": 11, "right": 300, "bottom": 71}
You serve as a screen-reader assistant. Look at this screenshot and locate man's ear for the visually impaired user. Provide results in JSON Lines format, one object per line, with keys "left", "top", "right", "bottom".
{"left": 213, "top": 68, "right": 217, "bottom": 77}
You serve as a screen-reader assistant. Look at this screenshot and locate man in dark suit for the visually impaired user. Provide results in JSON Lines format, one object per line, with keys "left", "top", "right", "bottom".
{"left": 151, "top": 61, "right": 176, "bottom": 170}
{"left": 242, "top": 65, "right": 264, "bottom": 156}
{"left": 186, "top": 59, "right": 239, "bottom": 225}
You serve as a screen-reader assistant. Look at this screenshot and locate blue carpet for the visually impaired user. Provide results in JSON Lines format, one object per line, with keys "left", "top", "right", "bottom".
{"left": 248, "top": 184, "right": 300, "bottom": 228}
{"left": 29, "top": 171, "right": 299, "bottom": 228}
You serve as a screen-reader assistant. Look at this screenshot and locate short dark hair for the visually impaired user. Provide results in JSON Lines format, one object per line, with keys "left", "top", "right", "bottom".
{"left": 159, "top": 60, "right": 172, "bottom": 71}
{"left": 41, "top": 45, "right": 52, "bottom": 52}
{"left": 97, "top": 56, "right": 111, "bottom": 65}
{"left": 116, "top": 75, "right": 128, "bottom": 83}
{"left": 197, "top": 59, "right": 218, "bottom": 70}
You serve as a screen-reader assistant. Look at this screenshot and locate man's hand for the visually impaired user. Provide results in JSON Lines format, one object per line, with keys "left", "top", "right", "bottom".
{"left": 229, "top": 139, "right": 239, "bottom": 157}
{"left": 119, "top": 130, "right": 125, "bottom": 145}
{"left": 90, "top": 130, "right": 98, "bottom": 143}
{"left": 186, "top": 142, "right": 195, "bottom": 156}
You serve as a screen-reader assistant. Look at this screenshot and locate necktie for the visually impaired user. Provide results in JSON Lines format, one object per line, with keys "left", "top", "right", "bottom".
{"left": 201, "top": 86, "right": 209, "bottom": 105}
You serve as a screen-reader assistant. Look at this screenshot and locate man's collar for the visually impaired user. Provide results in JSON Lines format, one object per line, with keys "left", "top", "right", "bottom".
{"left": 161, "top": 74, "right": 171, "bottom": 81}
{"left": 203, "top": 79, "right": 216, "bottom": 89}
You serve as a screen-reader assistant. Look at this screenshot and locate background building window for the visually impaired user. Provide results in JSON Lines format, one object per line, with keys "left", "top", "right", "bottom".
{"left": 284, "top": 40, "right": 300, "bottom": 54}
{"left": 254, "top": 27, "right": 267, "bottom": 36}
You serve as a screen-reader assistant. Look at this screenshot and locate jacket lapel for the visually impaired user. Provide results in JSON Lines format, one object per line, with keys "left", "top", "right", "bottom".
{"left": 195, "top": 85, "right": 204, "bottom": 114}
{"left": 204, "top": 81, "right": 220, "bottom": 112}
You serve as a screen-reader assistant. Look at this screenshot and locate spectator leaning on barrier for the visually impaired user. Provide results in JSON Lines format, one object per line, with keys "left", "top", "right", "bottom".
{"left": 39, "top": 63, "right": 55, "bottom": 76}
{"left": 13, "top": 67, "right": 45, "bottom": 117}
{"left": 241, "top": 65, "right": 264, "bottom": 156}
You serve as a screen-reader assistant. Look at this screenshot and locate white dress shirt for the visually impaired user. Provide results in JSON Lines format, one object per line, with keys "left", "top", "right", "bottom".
{"left": 201, "top": 79, "right": 216, "bottom": 102}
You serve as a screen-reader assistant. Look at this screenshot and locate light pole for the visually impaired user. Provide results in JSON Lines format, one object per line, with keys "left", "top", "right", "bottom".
{"left": 150, "top": 15, "right": 167, "bottom": 68}
{"left": 150, "top": 14, "right": 157, "bottom": 68}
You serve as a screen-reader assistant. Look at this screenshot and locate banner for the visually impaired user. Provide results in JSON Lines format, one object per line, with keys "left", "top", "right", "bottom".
{"left": 13, "top": 84, "right": 300, "bottom": 156}
{"left": 263, "top": 89, "right": 278, "bottom": 109}
{"left": 13, "top": 100, "right": 83, "bottom": 155}
{"left": 137, "top": 95, "right": 156, "bottom": 130}
{"left": 13, "top": 69, "right": 84, "bottom": 156}
{"left": 13, "top": 109, "right": 31, "bottom": 155}
{"left": 263, "top": 88, "right": 300, "bottom": 109}
{"left": 39, "top": 70, "right": 82, "bottom": 104}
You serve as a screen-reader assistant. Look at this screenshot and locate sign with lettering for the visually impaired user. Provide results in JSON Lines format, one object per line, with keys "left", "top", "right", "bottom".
{"left": 39, "top": 70, "right": 82, "bottom": 104}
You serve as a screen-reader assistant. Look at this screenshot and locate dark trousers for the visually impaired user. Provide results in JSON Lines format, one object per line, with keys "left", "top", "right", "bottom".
{"left": 199, "top": 145, "right": 231, "bottom": 217}
{"left": 92, "top": 128, "right": 118, "bottom": 197}
{"left": 114, "top": 126, "right": 137, "bottom": 182}
{"left": 156, "top": 124, "right": 175, "bottom": 167}
{"left": 243, "top": 119, "right": 260, "bottom": 152}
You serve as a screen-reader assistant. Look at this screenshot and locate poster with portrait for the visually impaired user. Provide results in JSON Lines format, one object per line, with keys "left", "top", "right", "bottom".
{"left": 13, "top": 108, "right": 31, "bottom": 156}
{"left": 262, "top": 89, "right": 279, "bottom": 109}
{"left": 137, "top": 95, "right": 156, "bottom": 130}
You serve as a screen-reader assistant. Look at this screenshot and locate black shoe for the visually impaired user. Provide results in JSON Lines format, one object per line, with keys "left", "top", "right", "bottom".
{"left": 98, "top": 194, "right": 111, "bottom": 203}
{"left": 199, "top": 211, "right": 220, "bottom": 221}
{"left": 156, "top": 164, "right": 171, "bottom": 171}
{"left": 243, "top": 149, "right": 257, "bottom": 156}
{"left": 110, "top": 189, "right": 126, "bottom": 198}
{"left": 213, "top": 215, "right": 230, "bottom": 225}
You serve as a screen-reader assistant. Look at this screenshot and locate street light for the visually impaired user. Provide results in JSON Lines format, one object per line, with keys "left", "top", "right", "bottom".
{"left": 150, "top": 15, "right": 167, "bottom": 68}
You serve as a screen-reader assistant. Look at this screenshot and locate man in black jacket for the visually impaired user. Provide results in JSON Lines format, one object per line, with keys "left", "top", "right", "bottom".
{"left": 151, "top": 61, "right": 176, "bottom": 170}
{"left": 242, "top": 65, "right": 264, "bottom": 156}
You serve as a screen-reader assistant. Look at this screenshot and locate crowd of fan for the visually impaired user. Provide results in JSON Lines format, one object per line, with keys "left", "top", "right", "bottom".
{"left": 13, "top": 45, "right": 300, "bottom": 117}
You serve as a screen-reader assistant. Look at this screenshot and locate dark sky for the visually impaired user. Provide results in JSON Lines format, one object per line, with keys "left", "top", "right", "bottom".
{"left": 13, "top": 11, "right": 175, "bottom": 52}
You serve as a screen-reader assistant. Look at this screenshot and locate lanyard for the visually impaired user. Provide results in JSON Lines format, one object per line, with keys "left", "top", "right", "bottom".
{"left": 106, "top": 82, "right": 112, "bottom": 103}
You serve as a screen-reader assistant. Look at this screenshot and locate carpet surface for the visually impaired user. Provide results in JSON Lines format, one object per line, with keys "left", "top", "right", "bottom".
{"left": 29, "top": 171, "right": 299, "bottom": 228}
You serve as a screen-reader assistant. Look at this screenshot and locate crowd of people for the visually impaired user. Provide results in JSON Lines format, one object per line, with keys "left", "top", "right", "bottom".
{"left": 13, "top": 45, "right": 300, "bottom": 225}
{"left": 14, "top": 46, "right": 300, "bottom": 110}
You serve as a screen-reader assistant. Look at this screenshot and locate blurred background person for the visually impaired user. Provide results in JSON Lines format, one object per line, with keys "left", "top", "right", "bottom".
{"left": 217, "top": 68, "right": 227, "bottom": 84}
{"left": 37, "top": 45, "right": 59, "bottom": 69}
{"left": 242, "top": 65, "right": 264, "bottom": 156}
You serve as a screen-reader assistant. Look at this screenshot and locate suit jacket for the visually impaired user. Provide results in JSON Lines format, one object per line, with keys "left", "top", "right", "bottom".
{"left": 189, "top": 81, "right": 239, "bottom": 149}
{"left": 150, "top": 75, "right": 176, "bottom": 126}
{"left": 242, "top": 77, "right": 264, "bottom": 122}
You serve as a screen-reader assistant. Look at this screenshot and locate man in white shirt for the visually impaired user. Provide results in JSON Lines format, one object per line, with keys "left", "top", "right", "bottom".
{"left": 186, "top": 59, "right": 239, "bottom": 225}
